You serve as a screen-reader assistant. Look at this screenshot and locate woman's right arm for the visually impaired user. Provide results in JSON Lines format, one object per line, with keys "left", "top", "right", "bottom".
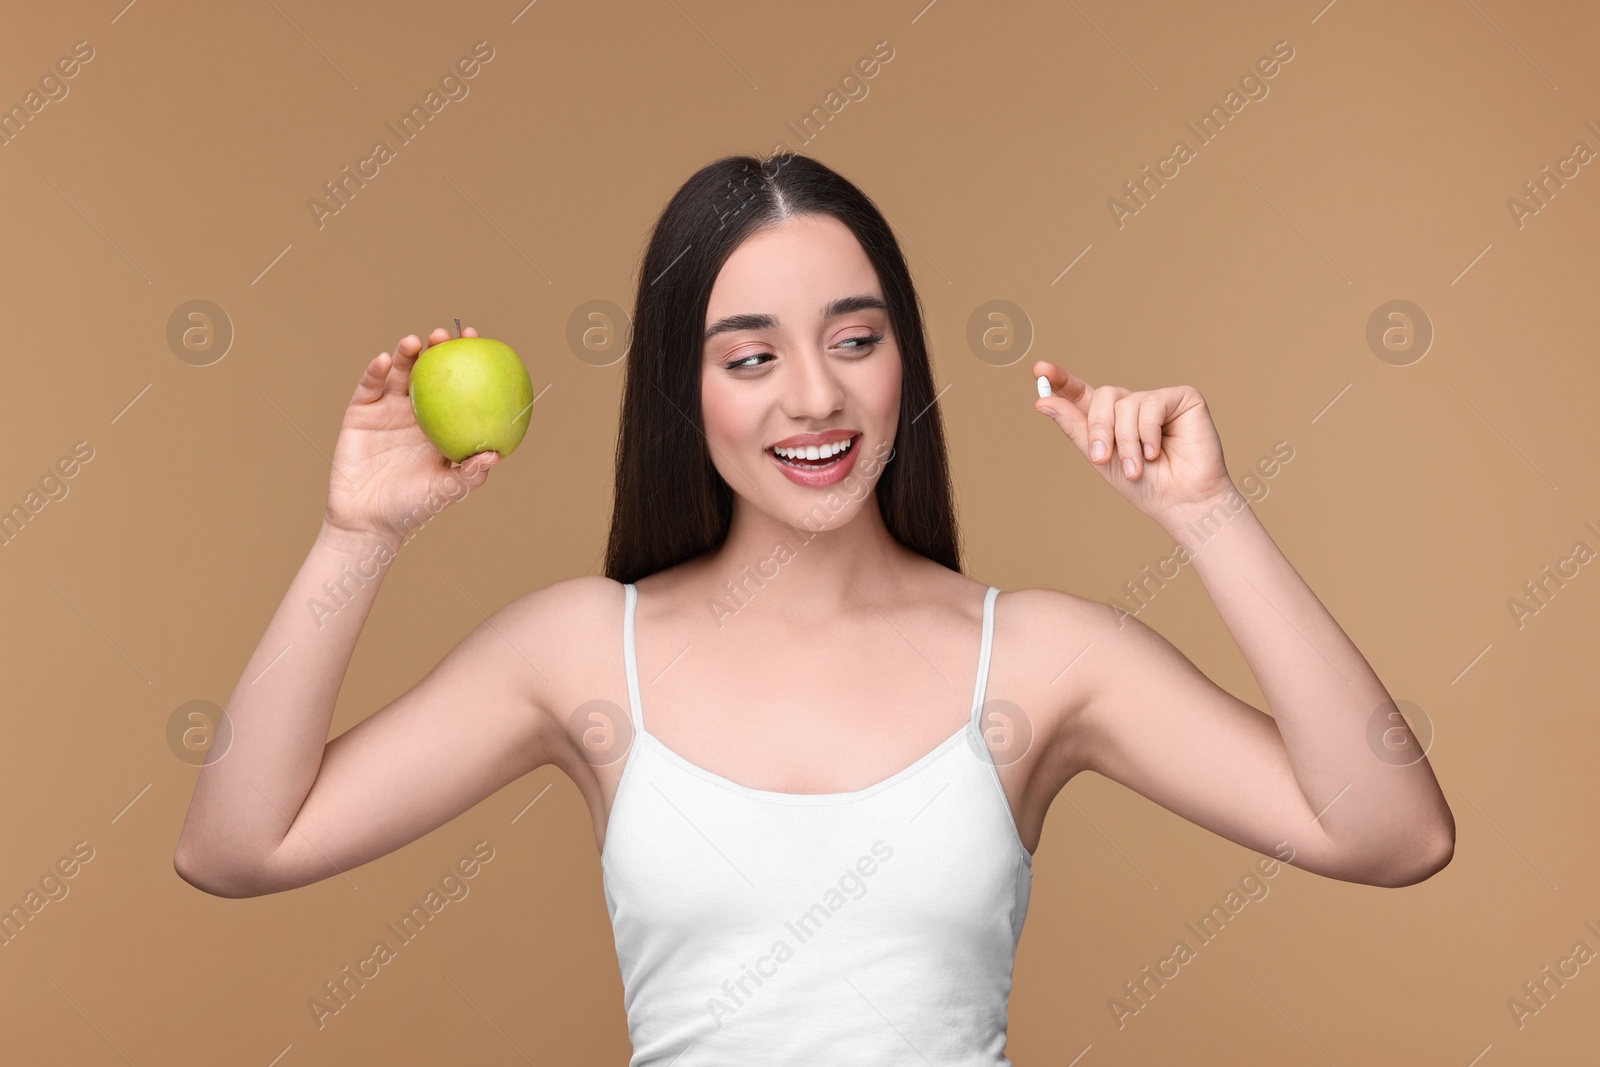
{"left": 172, "top": 325, "right": 571, "bottom": 897}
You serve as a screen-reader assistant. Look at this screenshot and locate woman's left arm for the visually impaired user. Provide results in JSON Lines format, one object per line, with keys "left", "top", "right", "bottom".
{"left": 1033, "top": 361, "right": 1455, "bottom": 887}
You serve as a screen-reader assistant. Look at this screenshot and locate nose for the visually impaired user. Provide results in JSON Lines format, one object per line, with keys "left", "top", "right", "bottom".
{"left": 782, "top": 345, "right": 846, "bottom": 421}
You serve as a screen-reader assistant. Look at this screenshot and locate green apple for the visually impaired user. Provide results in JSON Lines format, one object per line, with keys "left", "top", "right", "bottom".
{"left": 409, "top": 336, "right": 534, "bottom": 463}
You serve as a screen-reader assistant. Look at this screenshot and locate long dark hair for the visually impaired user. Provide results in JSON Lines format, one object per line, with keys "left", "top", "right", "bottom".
{"left": 603, "top": 152, "right": 960, "bottom": 584}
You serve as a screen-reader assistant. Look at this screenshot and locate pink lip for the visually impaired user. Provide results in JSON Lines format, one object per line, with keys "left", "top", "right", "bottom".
{"left": 769, "top": 429, "right": 858, "bottom": 449}
{"left": 767, "top": 432, "right": 861, "bottom": 488}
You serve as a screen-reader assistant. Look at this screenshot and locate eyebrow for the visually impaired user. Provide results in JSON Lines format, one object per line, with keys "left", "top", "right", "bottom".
{"left": 702, "top": 293, "right": 888, "bottom": 344}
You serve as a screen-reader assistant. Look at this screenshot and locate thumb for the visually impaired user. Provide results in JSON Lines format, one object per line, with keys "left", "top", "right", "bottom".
{"left": 448, "top": 450, "right": 499, "bottom": 492}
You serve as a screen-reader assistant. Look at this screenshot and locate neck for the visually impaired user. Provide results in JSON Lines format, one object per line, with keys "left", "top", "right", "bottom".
{"left": 696, "top": 492, "right": 915, "bottom": 621}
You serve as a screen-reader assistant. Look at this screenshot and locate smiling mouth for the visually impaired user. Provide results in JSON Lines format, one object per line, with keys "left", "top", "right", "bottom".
{"left": 767, "top": 434, "right": 858, "bottom": 468}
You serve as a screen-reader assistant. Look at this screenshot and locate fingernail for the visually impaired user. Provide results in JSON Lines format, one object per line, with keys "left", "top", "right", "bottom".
{"left": 1144, "top": 443, "right": 1156, "bottom": 459}
{"left": 1090, "top": 439, "right": 1107, "bottom": 461}
{"left": 1123, "top": 457, "right": 1137, "bottom": 477}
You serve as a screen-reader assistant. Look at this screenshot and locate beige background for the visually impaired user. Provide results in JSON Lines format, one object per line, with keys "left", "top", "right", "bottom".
{"left": 3, "top": 0, "right": 1597, "bottom": 1062}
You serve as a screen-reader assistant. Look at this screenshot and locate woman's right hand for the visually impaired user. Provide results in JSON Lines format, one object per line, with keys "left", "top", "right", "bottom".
{"left": 323, "top": 325, "right": 500, "bottom": 546}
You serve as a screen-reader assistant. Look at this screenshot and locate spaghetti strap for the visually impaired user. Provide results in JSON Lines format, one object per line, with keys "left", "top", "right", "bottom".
{"left": 969, "top": 586, "right": 1000, "bottom": 731}
{"left": 621, "top": 582, "right": 646, "bottom": 737}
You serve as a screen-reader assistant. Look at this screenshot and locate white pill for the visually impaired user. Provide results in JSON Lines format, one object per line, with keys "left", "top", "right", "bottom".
{"left": 1036, "top": 375, "right": 1051, "bottom": 399}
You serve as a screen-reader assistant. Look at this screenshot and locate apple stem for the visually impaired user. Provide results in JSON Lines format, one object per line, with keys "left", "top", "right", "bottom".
{"left": 453, "top": 317, "right": 461, "bottom": 338}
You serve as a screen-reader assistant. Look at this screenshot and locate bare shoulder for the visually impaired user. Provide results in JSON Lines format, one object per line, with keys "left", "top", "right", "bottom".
{"left": 492, "top": 574, "right": 626, "bottom": 723}
{"left": 1002, "top": 584, "right": 1240, "bottom": 784}
{"left": 499, "top": 573, "right": 623, "bottom": 633}
{"left": 994, "top": 584, "right": 1122, "bottom": 679}
{"left": 989, "top": 585, "right": 1121, "bottom": 785}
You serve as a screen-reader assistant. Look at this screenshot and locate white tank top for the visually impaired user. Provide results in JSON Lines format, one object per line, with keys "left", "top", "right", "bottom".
{"left": 601, "top": 582, "right": 1034, "bottom": 1065}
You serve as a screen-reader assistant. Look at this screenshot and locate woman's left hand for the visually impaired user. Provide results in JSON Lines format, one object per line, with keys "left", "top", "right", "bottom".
{"left": 1032, "top": 360, "right": 1234, "bottom": 527}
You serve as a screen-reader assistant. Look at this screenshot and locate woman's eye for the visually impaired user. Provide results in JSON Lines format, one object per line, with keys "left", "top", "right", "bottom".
{"left": 724, "top": 333, "right": 883, "bottom": 371}
{"left": 840, "top": 332, "right": 885, "bottom": 352}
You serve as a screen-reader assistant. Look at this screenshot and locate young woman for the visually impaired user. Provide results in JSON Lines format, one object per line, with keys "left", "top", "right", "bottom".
{"left": 174, "top": 153, "right": 1454, "bottom": 1064}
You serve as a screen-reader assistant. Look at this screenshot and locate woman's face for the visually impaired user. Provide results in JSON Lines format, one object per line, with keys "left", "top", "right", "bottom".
{"left": 700, "top": 213, "right": 902, "bottom": 531}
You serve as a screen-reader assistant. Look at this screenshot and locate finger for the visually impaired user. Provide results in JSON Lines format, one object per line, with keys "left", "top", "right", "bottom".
{"left": 1085, "top": 385, "right": 1123, "bottom": 464}
{"left": 352, "top": 351, "right": 392, "bottom": 406}
{"left": 462, "top": 326, "right": 479, "bottom": 338}
{"left": 426, "top": 326, "right": 453, "bottom": 347}
{"left": 1032, "top": 360, "right": 1092, "bottom": 411}
{"left": 1137, "top": 393, "right": 1165, "bottom": 461}
{"left": 384, "top": 333, "right": 426, "bottom": 395}
{"left": 1114, "top": 395, "right": 1143, "bottom": 478}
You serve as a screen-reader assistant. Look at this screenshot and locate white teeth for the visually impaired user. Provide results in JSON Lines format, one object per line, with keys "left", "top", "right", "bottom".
{"left": 772, "top": 437, "right": 854, "bottom": 461}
